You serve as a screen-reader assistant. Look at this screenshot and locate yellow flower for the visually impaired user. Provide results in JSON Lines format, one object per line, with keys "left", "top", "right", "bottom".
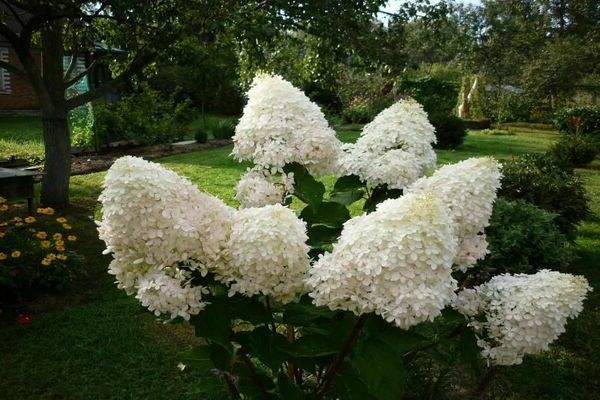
{"left": 0, "top": 232, "right": 4, "bottom": 238}
{"left": 41, "top": 258, "right": 51, "bottom": 266}
{"left": 15, "top": 222, "right": 23, "bottom": 227}
{"left": 53, "top": 233, "right": 63, "bottom": 241}
{"left": 0, "top": 204, "right": 8, "bottom": 212}
{"left": 25, "top": 216, "right": 36, "bottom": 223}
{"left": 0, "top": 252, "right": 6, "bottom": 260}
{"left": 67, "top": 235, "right": 77, "bottom": 242}
{"left": 37, "top": 207, "right": 55, "bottom": 216}
{"left": 12, "top": 217, "right": 22, "bottom": 223}
{"left": 56, "top": 217, "right": 68, "bottom": 224}
{"left": 35, "top": 231, "right": 48, "bottom": 240}
{"left": 56, "top": 254, "right": 67, "bottom": 261}
{"left": 0, "top": 196, "right": 5, "bottom": 203}
{"left": 62, "top": 224, "right": 72, "bottom": 230}
{"left": 41, "top": 240, "right": 51, "bottom": 249}
{"left": 47, "top": 253, "right": 57, "bottom": 260}
{"left": 11, "top": 250, "right": 21, "bottom": 258}
{"left": 55, "top": 240, "right": 64, "bottom": 246}
{"left": 56, "top": 245, "right": 65, "bottom": 252}
{"left": 0, "top": 222, "right": 7, "bottom": 227}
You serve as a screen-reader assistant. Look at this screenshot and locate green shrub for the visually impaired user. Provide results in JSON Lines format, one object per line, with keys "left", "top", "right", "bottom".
{"left": 69, "top": 104, "right": 96, "bottom": 149}
{"left": 549, "top": 133, "right": 598, "bottom": 167}
{"left": 341, "top": 102, "right": 372, "bottom": 124}
{"left": 94, "top": 84, "right": 194, "bottom": 146}
{"left": 0, "top": 201, "right": 85, "bottom": 304}
{"left": 195, "top": 127, "right": 208, "bottom": 143}
{"left": 212, "top": 120, "right": 236, "bottom": 140}
{"left": 479, "top": 199, "right": 574, "bottom": 275}
{"left": 394, "top": 75, "right": 459, "bottom": 117}
{"left": 194, "top": 117, "right": 236, "bottom": 141}
{"left": 430, "top": 115, "right": 467, "bottom": 149}
{"left": 499, "top": 153, "right": 590, "bottom": 239}
{"left": 553, "top": 105, "right": 600, "bottom": 135}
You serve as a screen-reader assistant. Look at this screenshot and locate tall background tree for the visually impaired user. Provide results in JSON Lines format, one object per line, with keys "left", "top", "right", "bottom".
{"left": 0, "top": 0, "right": 386, "bottom": 207}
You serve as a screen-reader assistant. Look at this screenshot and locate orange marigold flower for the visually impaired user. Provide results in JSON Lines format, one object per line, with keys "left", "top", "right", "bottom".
{"left": 11, "top": 250, "right": 21, "bottom": 258}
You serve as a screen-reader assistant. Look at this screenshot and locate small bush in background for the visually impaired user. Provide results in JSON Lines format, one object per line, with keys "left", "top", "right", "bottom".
{"left": 549, "top": 133, "right": 598, "bottom": 167}
{"left": 499, "top": 153, "right": 590, "bottom": 239}
{"left": 194, "top": 127, "right": 208, "bottom": 144}
{"left": 341, "top": 102, "right": 372, "bottom": 124}
{"left": 193, "top": 116, "right": 237, "bottom": 142}
{"left": 69, "top": 104, "right": 96, "bottom": 149}
{"left": 553, "top": 105, "right": 600, "bottom": 136}
{"left": 479, "top": 199, "right": 574, "bottom": 275}
{"left": 0, "top": 198, "right": 85, "bottom": 304}
{"left": 430, "top": 114, "right": 467, "bottom": 149}
{"left": 94, "top": 84, "right": 195, "bottom": 146}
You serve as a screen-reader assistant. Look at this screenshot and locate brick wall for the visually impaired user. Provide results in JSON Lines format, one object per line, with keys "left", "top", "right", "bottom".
{"left": 0, "top": 46, "right": 41, "bottom": 110}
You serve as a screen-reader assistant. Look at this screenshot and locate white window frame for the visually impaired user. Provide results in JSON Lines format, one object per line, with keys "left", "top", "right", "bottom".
{"left": 0, "top": 47, "right": 10, "bottom": 94}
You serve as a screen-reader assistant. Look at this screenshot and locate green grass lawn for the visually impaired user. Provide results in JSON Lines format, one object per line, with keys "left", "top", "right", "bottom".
{"left": 0, "top": 117, "right": 44, "bottom": 162}
{"left": 0, "top": 127, "right": 598, "bottom": 399}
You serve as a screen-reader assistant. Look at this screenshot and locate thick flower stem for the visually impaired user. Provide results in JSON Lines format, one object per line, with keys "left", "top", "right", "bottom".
{"left": 239, "top": 352, "right": 269, "bottom": 400}
{"left": 472, "top": 366, "right": 498, "bottom": 398}
{"left": 316, "top": 314, "right": 369, "bottom": 399}
{"left": 223, "top": 372, "right": 242, "bottom": 400}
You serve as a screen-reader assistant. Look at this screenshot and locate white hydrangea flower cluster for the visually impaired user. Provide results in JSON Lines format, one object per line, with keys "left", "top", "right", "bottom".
{"left": 234, "top": 170, "right": 294, "bottom": 208}
{"left": 407, "top": 157, "right": 502, "bottom": 271}
{"left": 307, "top": 191, "right": 458, "bottom": 329}
{"left": 226, "top": 204, "right": 310, "bottom": 304}
{"left": 135, "top": 268, "right": 208, "bottom": 320}
{"left": 339, "top": 99, "right": 437, "bottom": 189}
{"left": 98, "top": 156, "right": 234, "bottom": 319}
{"left": 232, "top": 74, "right": 341, "bottom": 176}
{"left": 455, "top": 270, "right": 592, "bottom": 366}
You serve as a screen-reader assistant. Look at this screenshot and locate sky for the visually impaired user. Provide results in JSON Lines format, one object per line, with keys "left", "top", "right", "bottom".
{"left": 380, "top": 0, "right": 482, "bottom": 21}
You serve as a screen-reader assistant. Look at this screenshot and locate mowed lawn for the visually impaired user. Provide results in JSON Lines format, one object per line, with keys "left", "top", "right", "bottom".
{"left": 0, "top": 127, "right": 598, "bottom": 400}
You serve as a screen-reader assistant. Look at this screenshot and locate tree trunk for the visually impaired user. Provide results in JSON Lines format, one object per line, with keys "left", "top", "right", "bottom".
{"left": 40, "top": 111, "right": 71, "bottom": 207}
{"left": 39, "top": 21, "right": 71, "bottom": 207}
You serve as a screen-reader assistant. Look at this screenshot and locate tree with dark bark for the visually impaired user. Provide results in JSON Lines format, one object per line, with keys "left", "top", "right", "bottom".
{"left": 0, "top": 0, "right": 386, "bottom": 207}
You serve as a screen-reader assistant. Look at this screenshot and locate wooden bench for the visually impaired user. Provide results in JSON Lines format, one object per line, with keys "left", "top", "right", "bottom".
{"left": 0, "top": 168, "right": 43, "bottom": 214}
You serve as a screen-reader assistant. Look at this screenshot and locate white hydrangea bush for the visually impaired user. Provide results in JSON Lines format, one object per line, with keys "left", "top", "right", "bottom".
{"left": 232, "top": 74, "right": 341, "bottom": 176}
{"left": 340, "top": 99, "right": 437, "bottom": 189}
{"left": 307, "top": 191, "right": 458, "bottom": 329}
{"left": 407, "top": 157, "right": 502, "bottom": 271}
{"left": 455, "top": 270, "right": 592, "bottom": 366}
{"left": 97, "top": 79, "right": 593, "bottom": 399}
